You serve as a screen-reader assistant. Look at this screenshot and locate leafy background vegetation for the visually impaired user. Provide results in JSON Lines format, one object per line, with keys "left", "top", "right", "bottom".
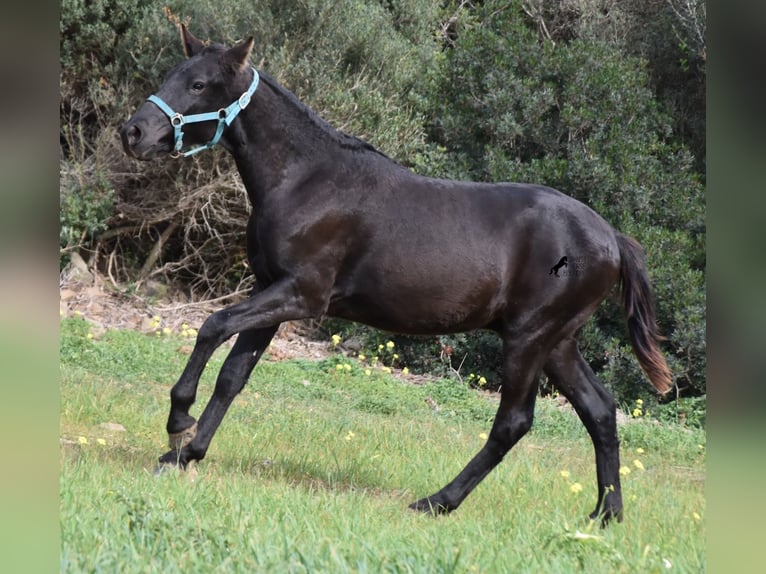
{"left": 60, "top": 0, "right": 705, "bottom": 415}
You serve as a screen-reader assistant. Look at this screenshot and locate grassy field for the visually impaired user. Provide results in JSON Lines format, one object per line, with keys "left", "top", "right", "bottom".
{"left": 60, "top": 317, "right": 705, "bottom": 573}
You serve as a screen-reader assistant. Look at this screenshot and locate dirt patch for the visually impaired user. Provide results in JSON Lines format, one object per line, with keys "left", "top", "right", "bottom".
{"left": 59, "top": 265, "right": 331, "bottom": 362}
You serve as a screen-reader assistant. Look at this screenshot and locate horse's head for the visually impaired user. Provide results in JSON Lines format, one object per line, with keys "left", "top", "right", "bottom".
{"left": 120, "top": 26, "right": 255, "bottom": 160}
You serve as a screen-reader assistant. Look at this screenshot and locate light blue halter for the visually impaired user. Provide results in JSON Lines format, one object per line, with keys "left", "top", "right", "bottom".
{"left": 147, "top": 67, "right": 260, "bottom": 157}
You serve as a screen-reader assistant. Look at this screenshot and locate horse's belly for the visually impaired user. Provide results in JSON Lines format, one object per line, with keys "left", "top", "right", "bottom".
{"left": 327, "top": 264, "right": 507, "bottom": 334}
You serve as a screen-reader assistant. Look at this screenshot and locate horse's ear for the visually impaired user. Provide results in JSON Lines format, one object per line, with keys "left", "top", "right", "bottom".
{"left": 180, "top": 24, "right": 206, "bottom": 58}
{"left": 224, "top": 36, "right": 255, "bottom": 72}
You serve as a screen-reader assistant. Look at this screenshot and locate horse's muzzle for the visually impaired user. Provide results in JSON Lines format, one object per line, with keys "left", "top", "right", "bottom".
{"left": 120, "top": 105, "right": 173, "bottom": 160}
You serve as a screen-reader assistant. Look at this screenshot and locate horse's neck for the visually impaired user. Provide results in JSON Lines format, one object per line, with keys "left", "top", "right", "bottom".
{"left": 226, "top": 77, "right": 338, "bottom": 207}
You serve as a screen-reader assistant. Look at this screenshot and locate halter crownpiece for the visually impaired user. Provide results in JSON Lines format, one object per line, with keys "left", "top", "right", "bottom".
{"left": 147, "top": 67, "right": 260, "bottom": 158}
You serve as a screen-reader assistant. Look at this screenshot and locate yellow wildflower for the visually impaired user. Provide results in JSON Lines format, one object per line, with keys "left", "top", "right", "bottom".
{"left": 570, "top": 482, "right": 583, "bottom": 494}
{"left": 345, "top": 431, "right": 355, "bottom": 441}
{"left": 478, "top": 376, "right": 487, "bottom": 386}
{"left": 365, "top": 369, "right": 372, "bottom": 376}
{"left": 479, "top": 432, "right": 488, "bottom": 440}
{"left": 343, "top": 364, "right": 351, "bottom": 371}
{"left": 335, "top": 364, "right": 343, "bottom": 371}
{"left": 402, "top": 367, "right": 409, "bottom": 375}
{"left": 162, "top": 327, "right": 172, "bottom": 335}
{"left": 692, "top": 512, "right": 701, "bottom": 521}
{"left": 619, "top": 466, "right": 631, "bottom": 476}
{"left": 633, "top": 459, "right": 645, "bottom": 471}
{"left": 331, "top": 334, "right": 342, "bottom": 347}
{"left": 97, "top": 438, "right": 106, "bottom": 446}
{"left": 358, "top": 354, "right": 366, "bottom": 362}
{"left": 78, "top": 436, "right": 88, "bottom": 445}
{"left": 636, "top": 447, "right": 645, "bottom": 454}
{"left": 560, "top": 470, "right": 570, "bottom": 479}
{"left": 386, "top": 340, "right": 395, "bottom": 350}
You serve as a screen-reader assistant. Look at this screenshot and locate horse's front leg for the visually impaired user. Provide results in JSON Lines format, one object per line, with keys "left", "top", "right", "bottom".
{"left": 158, "top": 279, "right": 323, "bottom": 469}
{"left": 159, "top": 326, "right": 278, "bottom": 469}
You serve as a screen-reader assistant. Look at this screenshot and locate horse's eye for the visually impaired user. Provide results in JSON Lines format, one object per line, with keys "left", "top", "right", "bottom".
{"left": 191, "top": 81, "right": 205, "bottom": 92}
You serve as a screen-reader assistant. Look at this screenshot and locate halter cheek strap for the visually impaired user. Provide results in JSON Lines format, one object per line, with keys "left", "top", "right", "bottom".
{"left": 147, "top": 67, "right": 260, "bottom": 158}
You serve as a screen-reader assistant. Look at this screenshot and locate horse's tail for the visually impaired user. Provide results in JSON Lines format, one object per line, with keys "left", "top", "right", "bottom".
{"left": 616, "top": 233, "right": 673, "bottom": 394}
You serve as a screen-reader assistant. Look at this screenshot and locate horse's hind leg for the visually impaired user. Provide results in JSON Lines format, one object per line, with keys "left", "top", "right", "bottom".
{"left": 544, "top": 336, "right": 623, "bottom": 525}
{"left": 158, "top": 325, "right": 278, "bottom": 469}
{"left": 409, "top": 334, "right": 543, "bottom": 514}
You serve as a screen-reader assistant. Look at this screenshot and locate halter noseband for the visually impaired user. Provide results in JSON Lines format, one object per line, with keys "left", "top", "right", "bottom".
{"left": 147, "top": 67, "right": 260, "bottom": 158}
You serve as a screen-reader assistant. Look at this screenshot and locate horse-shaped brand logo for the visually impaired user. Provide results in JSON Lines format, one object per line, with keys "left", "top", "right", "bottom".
{"left": 549, "top": 256, "right": 568, "bottom": 276}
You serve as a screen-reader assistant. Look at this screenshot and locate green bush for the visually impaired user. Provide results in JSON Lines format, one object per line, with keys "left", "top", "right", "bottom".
{"left": 60, "top": 168, "right": 115, "bottom": 257}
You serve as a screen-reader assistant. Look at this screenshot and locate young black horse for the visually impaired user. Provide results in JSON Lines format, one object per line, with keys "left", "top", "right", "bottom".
{"left": 120, "top": 26, "right": 672, "bottom": 524}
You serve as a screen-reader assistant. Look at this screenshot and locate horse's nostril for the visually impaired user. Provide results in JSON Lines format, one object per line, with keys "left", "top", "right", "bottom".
{"left": 120, "top": 122, "right": 144, "bottom": 156}
{"left": 126, "top": 124, "right": 142, "bottom": 146}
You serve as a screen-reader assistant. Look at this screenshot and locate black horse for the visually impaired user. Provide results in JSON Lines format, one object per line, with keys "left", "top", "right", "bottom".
{"left": 120, "top": 26, "right": 672, "bottom": 525}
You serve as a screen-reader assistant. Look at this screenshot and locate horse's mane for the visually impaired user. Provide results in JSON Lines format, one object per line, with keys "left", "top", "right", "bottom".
{"left": 257, "top": 70, "right": 391, "bottom": 160}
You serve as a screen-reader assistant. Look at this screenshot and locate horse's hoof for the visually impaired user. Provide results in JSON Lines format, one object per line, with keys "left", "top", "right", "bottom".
{"left": 154, "top": 459, "right": 198, "bottom": 482}
{"left": 590, "top": 507, "right": 623, "bottom": 527}
{"left": 154, "top": 460, "right": 181, "bottom": 476}
{"left": 408, "top": 498, "right": 453, "bottom": 516}
{"left": 168, "top": 422, "right": 198, "bottom": 450}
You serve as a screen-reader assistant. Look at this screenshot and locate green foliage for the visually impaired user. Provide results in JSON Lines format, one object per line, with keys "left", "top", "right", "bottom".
{"left": 59, "top": 170, "right": 115, "bottom": 256}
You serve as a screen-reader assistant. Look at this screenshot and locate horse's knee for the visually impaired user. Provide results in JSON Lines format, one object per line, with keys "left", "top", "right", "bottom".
{"left": 488, "top": 409, "right": 534, "bottom": 456}
{"left": 197, "top": 312, "right": 228, "bottom": 346}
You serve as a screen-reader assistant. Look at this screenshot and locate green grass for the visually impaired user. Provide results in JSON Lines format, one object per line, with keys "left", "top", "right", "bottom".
{"left": 60, "top": 317, "right": 705, "bottom": 573}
